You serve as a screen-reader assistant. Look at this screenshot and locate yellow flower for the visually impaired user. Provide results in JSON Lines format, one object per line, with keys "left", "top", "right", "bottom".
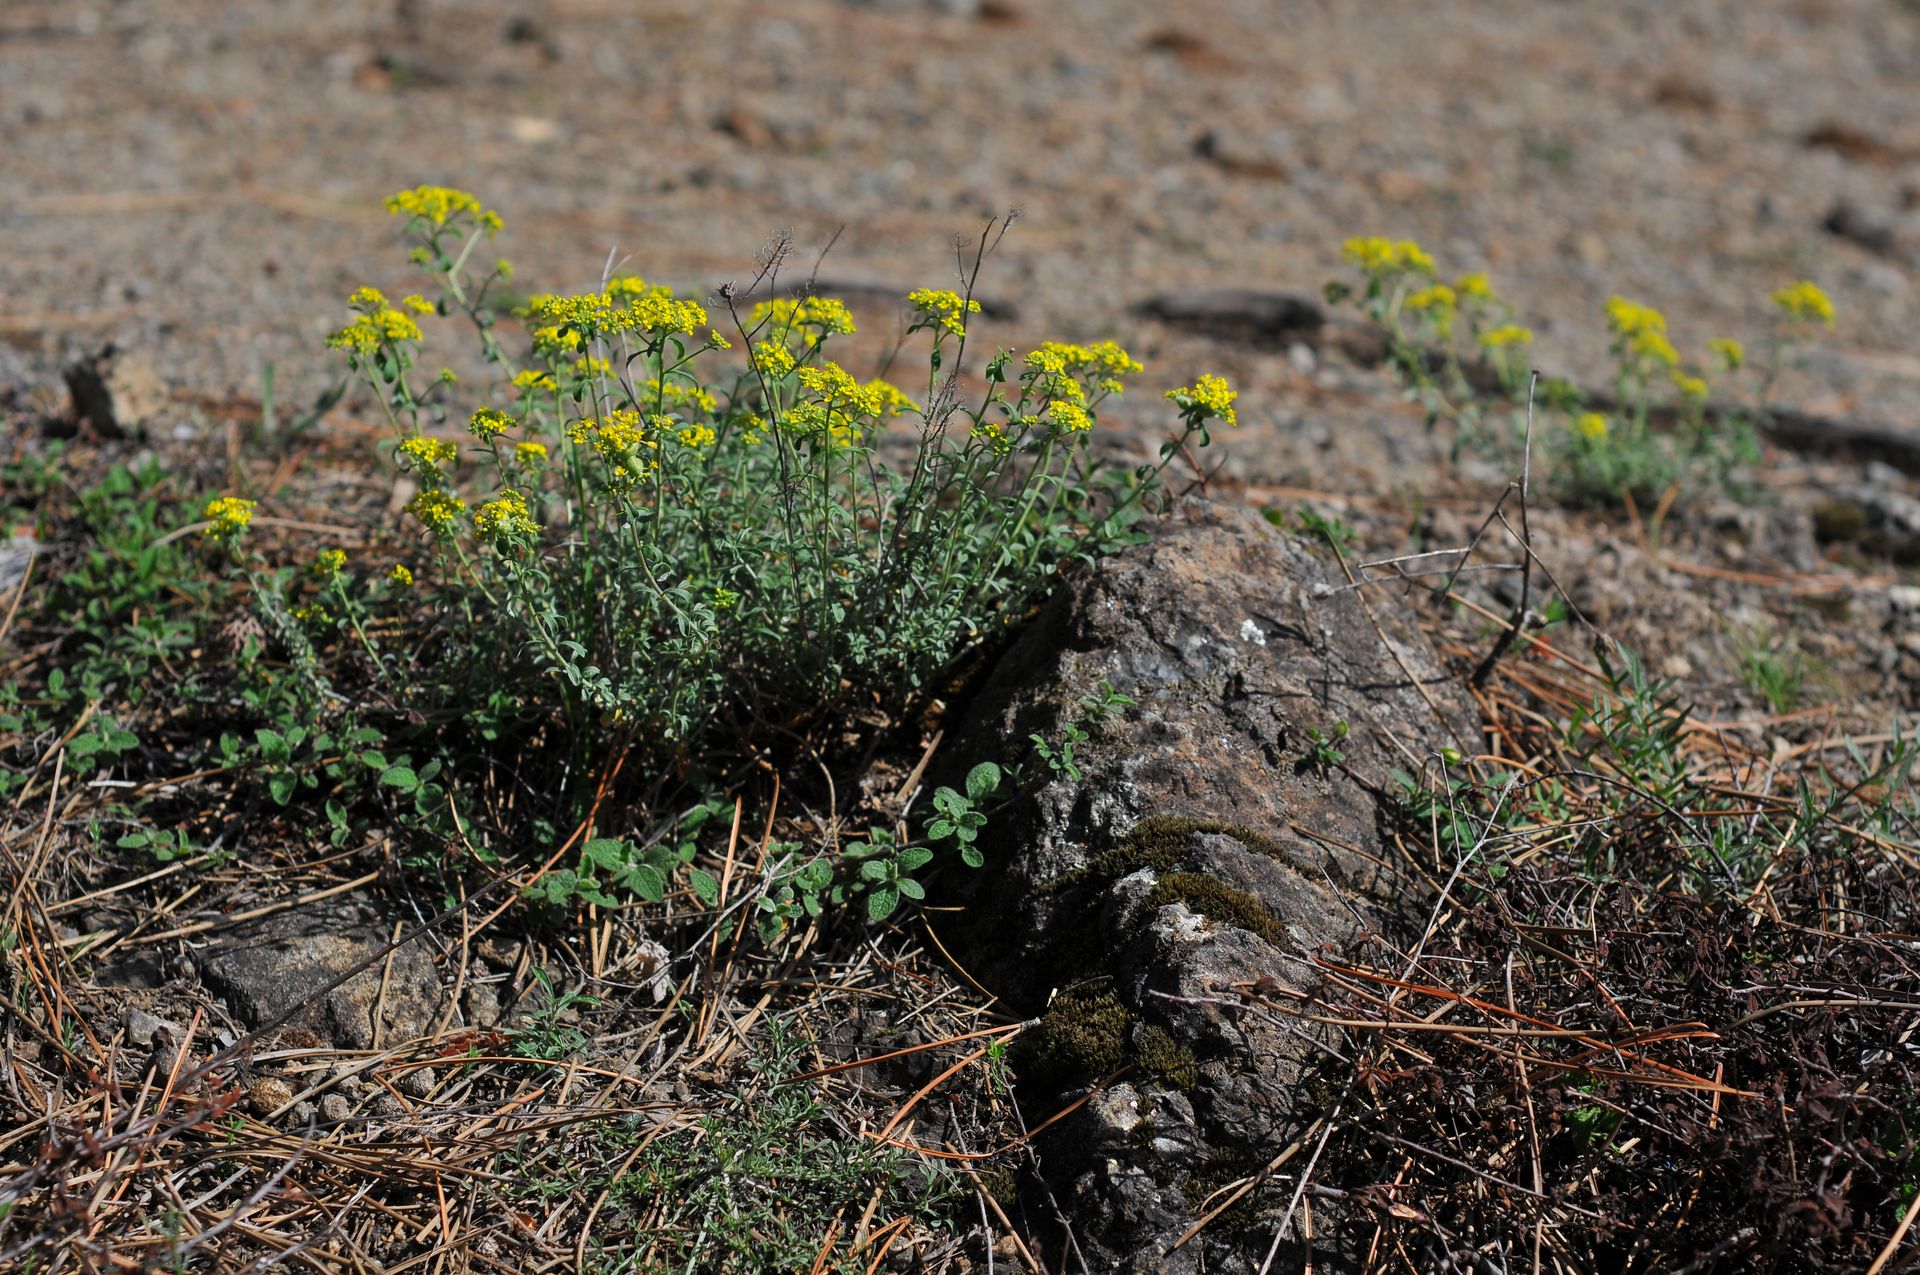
{"left": 1047, "top": 400, "right": 1093, "bottom": 433}
{"left": 312, "top": 548, "right": 347, "bottom": 579}
{"left": 1165, "top": 374, "right": 1238, "bottom": 426}
{"left": 706, "top": 329, "right": 733, "bottom": 351}
{"left": 389, "top": 563, "right": 414, "bottom": 587}
{"left": 1708, "top": 337, "right": 1745, "bottom": 370}
{"left": 749, "top": 295, "right": 857, "bottom": 338}
{"left": 571, "top": 355, "right": 612, "bottom": 380}
{"left": 752, "top": 341, "right": 796, "bottom": 378}
{"left": 973, "top": 418, "right": 1014, "bottom": 454}
{"left": 1771, "top": 280, "right": 1836, "bottom": 328}
{"left": 677, "top": 422, "right": 718, "bottom": 448}
{"left": 1479, "top": 324, "right": 1533, "bottom": 349}
{"left": 1405, "top": 284, "right": 1457, "bottom": 312}
{"left": 908, "top": 287, "right": 983, "bottom": 337}
{"left": 398, "top": 435, "right": 460, "bottom": 472}
{"left": 348, "top": 286, "right": 388, "bottom": 310}
{"left": 864, "top": 378, "right": 919, "bottom": 419}
{"left": 1454, "top": 272, "right": 1494, "bottom": 303}
{"left": 1341, "top": 236, "right": 1434, "bottom": 275}
{"left": 326, "top": 308, "right": 421, "bottom": 357}
{"left": 292, "top": 602, "right": 332, "bottom": 625}
{"left": 494, "top": 257, "right": 514, "bottom": 281}
{"left": 407, "top": 488, "right": 466, "bottom": 535}
{"left": 1604, "top": 296, "right": 1667, "bottom": 339}
{"left": 515, "top": 441, "right": 549, "bottom": 465}
{"left": 1672, "top": 371, "right": 1709, "bottom": 401}
{"left": 438, "top": 367, "right": 458, "bottom": 385}
{"left": 1632, "top": 329, "right": 1681, "bottom": 368}
{"left": 401, "top": 294, "right": 435, "bottom": 315}
{"left": 202, "top": 496, "right": 256, "bottom": 541}
{"left": 1575, "top": 412, "right": 1609, "bottom": 442}
{"left": 474, "top": 489, "right": 540, "bottom": 539}
{"left": 712, "top": 587, "right": 739, "bottom": 610}
{"left": 512, "top": 369, "right": 557, "bottom": 394}
{"left": 468, "top": 407, "right": 517, "bottom": 441}
{"left": 383, "top": 185, "right": 502, "bottom": 235}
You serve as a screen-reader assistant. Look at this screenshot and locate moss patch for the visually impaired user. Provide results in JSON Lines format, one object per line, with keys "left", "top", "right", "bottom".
{"left": 1017, "top": 992, "right": 1200, "bottom": 1092}
{"left": 1136, "top": 872, "right": 1286, "bottom": 948}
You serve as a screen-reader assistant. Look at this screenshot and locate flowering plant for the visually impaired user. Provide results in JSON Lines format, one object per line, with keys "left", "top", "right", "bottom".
{"left": 214, "top": 188, "right": 1235, "bottom": 783}
{"left": 1328, "top": 236, "right": 1831, "bottom": 511}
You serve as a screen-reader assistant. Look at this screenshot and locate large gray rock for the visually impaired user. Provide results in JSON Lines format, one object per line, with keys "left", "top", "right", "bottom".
{"left": 950, "top": 501, "right": 1473, "bottom": 1273}
{"left": 197, "top": 899, "right": 443, "bottom": 1050}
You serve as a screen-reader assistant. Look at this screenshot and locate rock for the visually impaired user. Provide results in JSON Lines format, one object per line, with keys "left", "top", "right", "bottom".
{"left": 197, "top": 899, "right": 444, "bottom": 1050}
{"left": 319, "top": 1092, "right": 353, "bottom": 1124}
{"left": 1132, "top": 288, "right": 1325, "bottom": 345}
{"left": 948, "top": 501, "right": 1472, "bottom": 1273}
{"left": 1193, "top": 127, "right": 1291, "bottom": 181}
{"left": 248, "top": 1075, "right": 295, "bottom": 1117}
{"left": 63, "top": 343, "right": 169, "bottom": 437}
{"left": 124, "top": 1007, "right": 179, "bottom": 1047}
{"left": 1824, "top": 200, "right": 1920, "bottom": 266}
{"left": 0, "top": 533, "right": 37, "bottom": 600}
{"left": 396, "top": 1065, "right": 435, "bottom": 1099}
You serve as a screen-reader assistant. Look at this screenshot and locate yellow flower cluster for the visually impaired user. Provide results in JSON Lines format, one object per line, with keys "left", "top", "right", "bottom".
{"left": 515, "top": 441, "right": 549, "bottom": 465}
{"left": 1025, "top": 340, "right": 1144, "bottom": 401}
{"left": 312, "top": 548, "right": 347, "bottom": 579}
{"left": 908, "top": 287, "right": 983, "bottom": 337}
{"left": 1708, "top": 337, "right": 1745, "bottom": 370}
{"left": 1575, "top": 412, "right": 1609, "bottom": 442}
{"left": 1772, "top": 280, "right": 1836, "bottom": 328}
{"left": 202, "top": 496, "right": 256, "bottom": 541}
{"left": 401, "top": 294, "right": 435, "bottom": 315}
{"left": 677, "top": 422, "right": 718, "bottom": 448}
{"left": 469, "top": 407, "right": 516, "bottom": 441}
{"left": 1406, "top": 283, "right": 1458, "bottom": 337}
{"left": 568, "top": 410, "right": 659, "bottom": 489}
{"left": 526, "top": 288, "right": 709, "bottom": 347}
{"left": 753, "top": 341, "right": 796, "bottom": 377}
{"left": 398, "top": 435, "right": 460, "bottom": 473}
{"left": 474, "top": 489, "right": 540, "bottom": 539}
{"left": 864, "top": 378, "right": 918, "bottom": 419}
{"left": 1165, "top": 374, "right": 1239, "bottom": 426}
{"left": 407, "top": 488, "right": 467, "bottom": 535}
{"left": 389, "top": 563, "right": 414, "bottom": 587}
{"left": 1454, "top": 273, "right": 1494, "bottom": 303}
{"left": 646, "top": 379, "right": 719, "bottom": 414}
{"left": 572, "top": 355, "right": 612, "bottom": 380}
{"left": 1478, "top": 323, "right": 1533, "bottom": 350}
{"left": 750, "top": 296, "right": 858, "bottom": 339}
{"left": 326, "top": 301, "right": 423, "bottom": 357}
{"left": 1047, "top": 400, "right": 1092, "bottom": 433}
{"left": 797, "top": 362, "right": 889, "bottom": 415}
{"left": 384, "top": 185, "right": 503, "bottom": 235}
{"left": 1342, "top": 236, "right": 1435, "bottom": 275}
{"left": 1673, "top": 372, "right": 1709, "bottom": 401}
{"left": 1605, "top": 295, "right": 1689, "bottom": 374}
{"left": 513, "top": 369, "right": 558, "bottom": 394}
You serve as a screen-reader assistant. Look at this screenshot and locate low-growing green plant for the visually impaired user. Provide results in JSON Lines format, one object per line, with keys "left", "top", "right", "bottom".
{"left": 1734, "top": 627, "right": 1806, "bottom": 715}
{"left": 1299, "top": 719, "right": 1349, "bottom": 772}
{"left": 191, "top": 186, "right": 1234, "bottom": 919}
{"left": 1026, "top": 681, "right": 1134, "bottom": 783}
{"left": 1326, "top": 237, "right": 1832, "bottom": 511}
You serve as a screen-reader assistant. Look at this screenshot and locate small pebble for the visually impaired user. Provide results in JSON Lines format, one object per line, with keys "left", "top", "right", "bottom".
{"left": 319, "top": 1093, "right": 353, "bottom": 1124}
{"left": 248, "top": 1076, "right": 295, "bottom": 1117}
{"left": 397, "top": 1066, "right": 435, "bottom": 1099}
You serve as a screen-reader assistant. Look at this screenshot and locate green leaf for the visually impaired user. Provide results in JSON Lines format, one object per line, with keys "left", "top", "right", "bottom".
{"left": 895, "top": 877, "right": 925, "bottom": 901}
{"left": 624, "top": 863, "right": 667, "bottom": 902}
{"left": 689, "top": 868, "right": 720, "bottom": 907}
{"left": 379, "top": 765, "right": 419, "bottom": 792}
{"left": 961, "top": 845, "right": 984, "bottom": 869}
{"left": 867, "top": 886, "right": 900, "bottom": 921}
{"left": 925, "top": 819, "right": 956, "bottom": 841}
{"left": 898, "top": 847, "right": 934, "bottom": 872}
{"left": 965, "top": 761, "right": 1001, "bottom": 802}
{"left": 268, "top": 772, "right": 297, "bottom": 805}
{"left": 255, "top": 727, "right": 289, "bottom": 763}
{"left": 581, "top": 838, "right": 625, "bottom": 871}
